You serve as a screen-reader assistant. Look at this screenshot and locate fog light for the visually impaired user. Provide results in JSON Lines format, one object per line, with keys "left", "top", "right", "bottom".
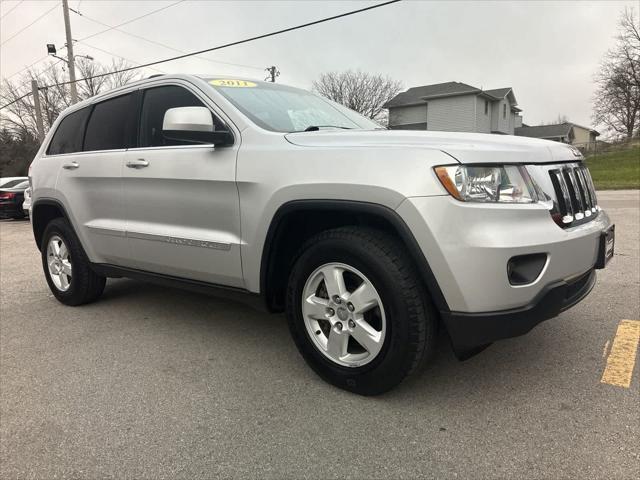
{"left": 507, "top": 253, "right": 547, "bottom": 286}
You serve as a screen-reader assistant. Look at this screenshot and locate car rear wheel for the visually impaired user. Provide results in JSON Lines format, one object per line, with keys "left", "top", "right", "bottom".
{"left": 41, "top": 218, "right": 106, "bottom": 306}
{"left": 286, "top": 226, "right": 437, "bottom": 395}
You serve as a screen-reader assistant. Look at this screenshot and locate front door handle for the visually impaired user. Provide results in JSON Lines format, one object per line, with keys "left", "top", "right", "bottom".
{"left": 126, "top": 159, "right": 149, "bottom": 169}
{"left": 62, "top": 161, "right": 79, "bottom": 170}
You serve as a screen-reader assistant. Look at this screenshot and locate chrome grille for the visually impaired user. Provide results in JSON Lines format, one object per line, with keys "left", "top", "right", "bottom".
{"left": 548, "top": 165, "right": 599, "bottom": 227}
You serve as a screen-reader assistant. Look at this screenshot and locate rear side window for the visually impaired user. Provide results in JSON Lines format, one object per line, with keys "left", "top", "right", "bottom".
{"left": 47, "top": 108, "right": 90, "bottom": 155}
{"left": 84, "top": 93, "right": 137, "bottom": 151}
{"left": 139, "top": 85, "right": 225, "bottom": 148}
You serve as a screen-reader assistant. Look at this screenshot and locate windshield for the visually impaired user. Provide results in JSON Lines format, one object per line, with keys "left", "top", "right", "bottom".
{"left": 206, "top": 78, "right": 381, "bottom": 133}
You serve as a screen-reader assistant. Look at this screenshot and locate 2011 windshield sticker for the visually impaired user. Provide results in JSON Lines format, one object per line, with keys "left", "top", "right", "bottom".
{"left": 209, "top": 79, "right": 257, "bottom": 88}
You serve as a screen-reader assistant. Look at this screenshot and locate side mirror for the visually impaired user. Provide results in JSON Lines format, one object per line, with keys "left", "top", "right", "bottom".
{"left": 162, "top": 106, "right": 233, "bottom": 146}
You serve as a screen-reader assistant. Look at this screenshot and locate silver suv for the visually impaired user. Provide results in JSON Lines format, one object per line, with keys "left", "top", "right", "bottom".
{"left": 29, "top": 75, "right": 614, "bottom": 395}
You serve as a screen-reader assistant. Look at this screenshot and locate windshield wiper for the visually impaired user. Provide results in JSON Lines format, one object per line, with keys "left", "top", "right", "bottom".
{"left": 302, "top": 125, "right": 353, "bottom": 132}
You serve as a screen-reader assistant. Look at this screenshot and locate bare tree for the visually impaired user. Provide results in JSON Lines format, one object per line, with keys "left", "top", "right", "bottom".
{"left": 1, "top": 58, "right": 142, "bottom": 175}
{"left": 543, "top": 114, "right": 570, "bottom": 125}
{"left": 593, "top": 7, "right": 640, "bottom": 138}
{"left": 1, "top": 58, "right": 141, "bottom": 140}
{"left": 76, "top": 57, "right": 109, "bottom": 98}
{"left": 107, "top": 58, "right": 141, "bottom": 88}
{"left": 313, "top": 70, "right": 402, "bottom": 122}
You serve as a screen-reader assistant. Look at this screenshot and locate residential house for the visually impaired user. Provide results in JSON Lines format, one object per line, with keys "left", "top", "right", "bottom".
{"left": 514, "top": 123, "right": 600, "bottom": 151}
{"left": 384, "top": 81, "right": 523, "bottom": 134}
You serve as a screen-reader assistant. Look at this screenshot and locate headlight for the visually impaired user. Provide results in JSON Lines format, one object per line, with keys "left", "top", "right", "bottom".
{"left": 434, "top": 164, "right": 539, "bottom": 203}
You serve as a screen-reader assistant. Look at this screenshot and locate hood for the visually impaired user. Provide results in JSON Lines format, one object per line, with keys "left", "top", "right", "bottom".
{"left": 284, "top": 130, "right": 583, "bottom": 164}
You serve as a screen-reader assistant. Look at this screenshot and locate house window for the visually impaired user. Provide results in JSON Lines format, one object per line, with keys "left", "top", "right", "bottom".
{"left": 484, "top": 100, "right": 488, "bottom": 115}
{"left": 503, "top": 103, "right": 506, "bottom": 119}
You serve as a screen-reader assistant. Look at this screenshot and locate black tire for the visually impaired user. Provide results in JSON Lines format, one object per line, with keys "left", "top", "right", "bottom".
{"left": 286, "top": 226, "right": 437, "bottom": 395}
{"left": 41, "top": 217, "right": 106, "bottom": 306}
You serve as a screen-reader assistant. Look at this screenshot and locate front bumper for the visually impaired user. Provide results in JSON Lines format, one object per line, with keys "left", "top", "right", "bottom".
{"left": 396, "top": 195, "right": 612, "bottom": 356}
{"left": 397, "top": 195, "right": 612, "bottom": 312}
{"left": 441, "top": 268, "right": 596, "bottom": 357}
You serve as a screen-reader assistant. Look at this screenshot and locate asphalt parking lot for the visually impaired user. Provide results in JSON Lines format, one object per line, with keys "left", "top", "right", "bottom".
{"left": 1, "top": 190, "right": 638, "bottom": 479}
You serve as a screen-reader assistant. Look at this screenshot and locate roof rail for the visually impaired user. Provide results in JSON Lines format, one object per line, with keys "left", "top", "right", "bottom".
{"left": 148, "top": 74, "right": 164, "bottom": 79}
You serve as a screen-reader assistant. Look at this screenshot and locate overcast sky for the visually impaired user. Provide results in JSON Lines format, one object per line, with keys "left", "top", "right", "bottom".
{"left": 0, "top": 0, "right": 636, "bottom": 128}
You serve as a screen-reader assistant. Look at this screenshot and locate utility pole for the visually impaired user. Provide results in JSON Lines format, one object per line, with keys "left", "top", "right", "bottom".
{"left": 265, "top": 66, "right": 280, "bottom": 83}
{"left": 31, "top": 80, "right": 45, "bottom": 142}
{"left": 62, "top": 0, "right": 78, "bottom": 104}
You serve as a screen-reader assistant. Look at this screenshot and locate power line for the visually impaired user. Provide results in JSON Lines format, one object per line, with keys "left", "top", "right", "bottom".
{"left": 0, "top": 0, "right": 24, "bottom": 20}
{"left": 72, "top": 9, "right": 264, "bottom": 71}
{"left": 0, "top": 3, "right": 59, "bottom": 47}
{"left": 41, "top": 0, "right": 401, "bottom": 89}
{"left": 0, "top": 92, "right": 32, "bottom": 110}
{"left": 75, "top": 0, "right": 185, "bottom": 43}
{"left": 5, "top": 54, "right": 50, "bottom": 80}
{"left": 79, "top": 41, "right": 167, "bottom": 74}
{"left": 4, "top": 0, "right": 183, "bottom": 83}
{"left": 2, "top": 0, "right": 401, "bottom": 109}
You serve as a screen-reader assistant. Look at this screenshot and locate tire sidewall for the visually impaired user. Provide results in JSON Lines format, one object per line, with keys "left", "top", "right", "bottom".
{"left": 41, "top": 219, "right": 85, "bottom": 304}
{"left": 287, "top": 236, "right": 418, "bottom": 395}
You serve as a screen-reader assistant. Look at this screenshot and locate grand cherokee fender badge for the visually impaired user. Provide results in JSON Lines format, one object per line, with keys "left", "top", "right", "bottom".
{"left": 126, "top": 231, "right": 232, "bottom": 251}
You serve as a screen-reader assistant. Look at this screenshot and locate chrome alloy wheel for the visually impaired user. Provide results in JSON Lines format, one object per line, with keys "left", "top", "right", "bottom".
{"left": 302, "top": 262, "right": 386, "bottom": 367}
{"left": 46, "top": 235, "right": 72, "bottom": 292}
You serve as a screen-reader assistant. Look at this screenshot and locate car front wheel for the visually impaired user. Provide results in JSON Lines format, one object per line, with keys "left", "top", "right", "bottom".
{"left": 286, "top": 226, "right": 436, "bottom": 395}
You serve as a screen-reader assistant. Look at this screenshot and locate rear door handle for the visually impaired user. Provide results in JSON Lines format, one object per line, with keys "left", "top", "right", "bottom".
{"left": 126, "top": 159, "right": 149, "bottom": 169}
{"left": 62, "top": 161, "right": 79, "bottom": 170}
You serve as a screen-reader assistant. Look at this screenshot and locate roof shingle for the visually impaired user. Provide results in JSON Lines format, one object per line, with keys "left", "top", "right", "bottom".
{"left": 384, "top": 81, "right": 480, "bottom": 108}
{"left": 384, "top": 82, "right": 515, "bottom": 108}
{"left": 514, "top": 123, "right": 573, "bottom": 139}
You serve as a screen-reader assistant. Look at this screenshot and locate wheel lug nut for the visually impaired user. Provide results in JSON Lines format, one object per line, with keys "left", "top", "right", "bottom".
{"left": 347, "top": 302, "right": 354, "bottom": 312}
{"left": 326, "top": 308, "right": 335, "bottom": 317}
{"left": 333, "top": 295, "right": 342, "bottom": 304}
{"left": 348, "top": 320, "right": 355, "bottom": 329}
{"left": 335, "top": 322, "right": 343, "bottom": 331}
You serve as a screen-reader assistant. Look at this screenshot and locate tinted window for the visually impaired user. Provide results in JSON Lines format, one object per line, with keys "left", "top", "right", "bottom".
{"left": 139, "top": 85, "right": 225, "bottom": 147}
{"left": 47, "top": 108, "right": 90, "bottom": 155}
{"left": 84, "top": 93, "right": 137, "bottom": 151}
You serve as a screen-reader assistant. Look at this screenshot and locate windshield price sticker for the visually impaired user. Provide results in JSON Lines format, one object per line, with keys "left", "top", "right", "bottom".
{"left": 210, "top": 79, "right": 257, "bottom": 88}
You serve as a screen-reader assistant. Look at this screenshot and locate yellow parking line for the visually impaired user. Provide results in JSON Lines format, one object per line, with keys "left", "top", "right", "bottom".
{"left": 601, "top": 320, "right": 640, "bottom": 388}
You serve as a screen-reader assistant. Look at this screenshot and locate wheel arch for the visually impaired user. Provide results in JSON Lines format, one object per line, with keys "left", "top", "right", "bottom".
{"left": 259, "top": 199, "right": 449, "bottom": 314}
{"left": 31, "top": 198, "right": 72, "bottom": 251}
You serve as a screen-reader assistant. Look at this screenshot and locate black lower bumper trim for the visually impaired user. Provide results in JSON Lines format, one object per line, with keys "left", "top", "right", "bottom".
{"left": 441, "top": 269, "right": 596, "bottom": 359}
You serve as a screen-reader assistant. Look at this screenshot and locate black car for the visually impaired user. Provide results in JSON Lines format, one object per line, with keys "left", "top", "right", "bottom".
{"left": 0, "top": 179, "right": 29, "bottom": 219}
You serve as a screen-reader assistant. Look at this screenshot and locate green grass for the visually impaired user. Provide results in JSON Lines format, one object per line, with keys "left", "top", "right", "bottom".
{"left": 585, "top": 146, "right": 640, "bottom": 190}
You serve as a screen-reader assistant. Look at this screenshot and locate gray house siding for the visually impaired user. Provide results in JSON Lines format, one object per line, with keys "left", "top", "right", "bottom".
{"left": 491, "top": 99, "right": 515, "bottom": 134}
{"left": 426, "top": 95, "right": 476, "bottom": 132}
{"left": 498, "top": 100, "right": 511, "bottom": 134}
{"left": 385, "top": 82, "right": 522, "bottom": 134}
{"left": 388, "top": 104, "right": 427, "bottom": 127}
{"left": 475, "top": 97, "right": 492, "bottom": 133}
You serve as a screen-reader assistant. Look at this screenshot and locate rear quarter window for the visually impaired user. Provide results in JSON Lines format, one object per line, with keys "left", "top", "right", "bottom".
{"left": 46, "top": 108, "right": 91, "bottom": 155}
